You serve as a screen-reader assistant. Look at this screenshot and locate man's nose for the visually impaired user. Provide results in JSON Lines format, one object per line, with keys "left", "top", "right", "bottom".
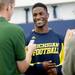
{"left": 36, "top": 14, "right": 41, "bottom": 20}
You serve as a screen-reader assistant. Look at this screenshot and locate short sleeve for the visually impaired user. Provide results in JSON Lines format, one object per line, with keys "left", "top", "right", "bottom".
{"left": 12, "top": 26, "right": 26, "bottom": 60}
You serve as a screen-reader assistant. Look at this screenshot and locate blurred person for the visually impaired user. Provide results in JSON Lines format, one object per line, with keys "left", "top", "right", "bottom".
{"left": 0, "top": 0, "right": 36, "bottom": 75}
{"left": 62, "top": 29, "right": 75, "bottom": 75}
{"left": 25, "top": 2, "right": 64, "bottom": 75}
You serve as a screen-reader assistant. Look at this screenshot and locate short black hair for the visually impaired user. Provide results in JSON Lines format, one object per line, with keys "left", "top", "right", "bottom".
{"left": 32, "top": 3, "right": 48, "bottom": 12}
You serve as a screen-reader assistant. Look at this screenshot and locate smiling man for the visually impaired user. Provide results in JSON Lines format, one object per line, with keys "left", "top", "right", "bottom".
{"left": 25, "top": 2, "right": 64, "bottom": 75}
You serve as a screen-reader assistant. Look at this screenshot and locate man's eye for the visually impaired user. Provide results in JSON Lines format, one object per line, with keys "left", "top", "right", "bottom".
{"left": 39, "top": 13, "right": 43, "bottom": 15}
{"left": 33, "top": 14, "right": 37, "bottom": 17}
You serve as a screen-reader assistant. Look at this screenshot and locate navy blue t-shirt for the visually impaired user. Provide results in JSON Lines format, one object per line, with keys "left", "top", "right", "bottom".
{"left": 25, "top": 30, "right": 64, "bottom": 75}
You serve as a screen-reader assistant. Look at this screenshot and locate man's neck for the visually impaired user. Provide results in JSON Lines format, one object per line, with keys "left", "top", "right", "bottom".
{"left": 0, "top": 15, "right": 3, "bottom": 17}
{"left": 0, "top": 14, "right": 8, "bottom": 20}
{"left": 35, "top": 26, "right": 49, "bottom": 33}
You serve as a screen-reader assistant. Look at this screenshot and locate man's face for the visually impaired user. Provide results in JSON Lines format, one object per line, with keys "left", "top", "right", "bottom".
{"left": 32, "top": 7, "right": 49, "bottom": 28}
{"left": 7, "top": 3, "right": 15, "bottom": 20}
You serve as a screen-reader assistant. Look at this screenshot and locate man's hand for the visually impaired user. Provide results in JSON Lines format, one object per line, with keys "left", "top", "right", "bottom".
{"left": 42, "top": 61, "right": 57, "bottom": 75}
{"left": 27, "top": 44, "right": 36, "bottom": 53}
{"left": 47, "top": 68, "right": 57, "bottom": 75}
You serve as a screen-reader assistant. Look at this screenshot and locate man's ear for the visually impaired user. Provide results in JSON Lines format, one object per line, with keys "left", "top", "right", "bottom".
{"left": 6, "top": 4, "right": 11, "bottom": 11}
{"left": 48, "top": 13, "right": 49, "bottom": 17}
{"left": 47, "top": 12, "right": 49, "bottom": 19}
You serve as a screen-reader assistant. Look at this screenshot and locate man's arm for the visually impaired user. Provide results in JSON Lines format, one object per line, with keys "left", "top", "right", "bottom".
{"left": 62, "top": 29, "right": 75, "bottom": 75}
{"left": 17, "top": 44, "right": 36, "bottom": 73}
{"left": 42, "top": 61, "right": 57, "bottom": 75}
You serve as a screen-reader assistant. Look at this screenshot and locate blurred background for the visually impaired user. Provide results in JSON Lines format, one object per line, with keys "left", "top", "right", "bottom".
{"left": 10, "top": 0, "right": 75, "bottom": 37}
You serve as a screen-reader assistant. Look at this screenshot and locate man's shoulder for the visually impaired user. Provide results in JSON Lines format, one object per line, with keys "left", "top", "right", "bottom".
{"left": 49, "top": 30, "right": 64, "bottom": 41}
{"left": 4, "top": 22, "right": 24, "bottom": 36}
{"left": 8, "top": 22, "right": 23, "bottom": 31}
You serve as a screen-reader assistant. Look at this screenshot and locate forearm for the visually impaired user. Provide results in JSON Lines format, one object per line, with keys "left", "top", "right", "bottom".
{"left": 17, "top": 50, "right": 32, "bottom": 73}
{"left": 17, "top": 44, "right": 36, "bottom": 73}
{"left": 24, "top": 50, "right": 33, "bottom": 70}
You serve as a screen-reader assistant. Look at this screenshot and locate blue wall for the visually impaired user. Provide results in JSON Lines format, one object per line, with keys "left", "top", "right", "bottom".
{"left": 19, "top": 20, "right": 75, "bottom": 37}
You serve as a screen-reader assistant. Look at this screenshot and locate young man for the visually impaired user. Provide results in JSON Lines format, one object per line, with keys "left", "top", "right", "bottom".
{"left": 0, "top": 0, "right": 36, "bottom": 75}
{"left": 25, "top": 3, "right": 64, "bottom": 75}
{"left": 62, "top": 29, "right": 75, "bottom": 75}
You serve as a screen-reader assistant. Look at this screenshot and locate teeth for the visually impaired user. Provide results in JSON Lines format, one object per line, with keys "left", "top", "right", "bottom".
{"left": 36, "top": 21, "right": 43, "bottom": 24}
